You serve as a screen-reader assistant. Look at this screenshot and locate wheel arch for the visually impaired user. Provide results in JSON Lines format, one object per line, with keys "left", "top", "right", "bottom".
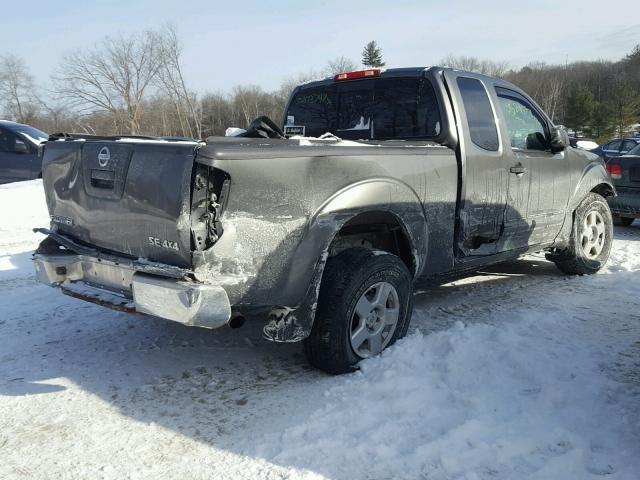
{"left": 590, "top": 182, "right": 615, "bottom": 199}
{"left": 311, "top": 178, "right": 428, "bottom": 277}
{"left": 548, "top": 191, "right": 613, "bottom": 275}
{"left": 263, "top": 178, "right": 427, "bottom": 343}
{"left": 570, "top": 161, "right": 614, "bottom": 211}
{"left": 554, "top": 170, "right": 615, "bottom": 252}
{"left": 327, "top": 209, "right": 416, "bottom": 275}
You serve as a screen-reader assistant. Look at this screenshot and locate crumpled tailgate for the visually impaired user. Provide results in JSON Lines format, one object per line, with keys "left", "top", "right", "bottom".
{"left": 42, "top": 140, "right": 198, "bottom": 268}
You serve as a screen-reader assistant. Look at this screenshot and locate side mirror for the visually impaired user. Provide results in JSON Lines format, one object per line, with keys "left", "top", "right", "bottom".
{"left": 14, "top": 142, "right": 29, "bottom": 154}
{"left": 550, "top": 125, "right": 569, "bottom": 153}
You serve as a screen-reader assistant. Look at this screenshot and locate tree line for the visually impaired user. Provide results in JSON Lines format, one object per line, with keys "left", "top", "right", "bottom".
{"left": 1, "top": 28, "right": 638, "bottom": 142}
{"left": 437, "top": 49, "right": 640, "bottom": 141}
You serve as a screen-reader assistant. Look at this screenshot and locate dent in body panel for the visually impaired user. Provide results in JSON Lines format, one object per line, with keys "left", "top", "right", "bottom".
{"left": 193, "top": 144, "right": 459, "bottom": 341}
{"left": 42, "top": 141, "right": 197, "bottom": 268}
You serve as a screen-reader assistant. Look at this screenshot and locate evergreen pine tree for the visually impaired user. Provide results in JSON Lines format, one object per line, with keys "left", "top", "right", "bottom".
{"left": 362, "top": 41, "right": 385, "bottom": 68}
{"left": 591, "top": 101, "right": 615, "bottom": 142}
{"left": 610, "top": 85, "right": 640, "bottom": 136}
{"left": 565, "top": 84, "right": 595, "bottom": 134}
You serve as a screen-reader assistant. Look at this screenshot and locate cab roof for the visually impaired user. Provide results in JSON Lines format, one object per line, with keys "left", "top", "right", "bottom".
{"left": 298, "top": 67, "right": 430, "bottom": 90}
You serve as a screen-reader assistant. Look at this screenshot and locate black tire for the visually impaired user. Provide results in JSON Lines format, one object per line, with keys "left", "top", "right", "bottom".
{"left": 303, "top": 248, "right": 413, "bottom": 374}
{"left": 613, "top": 215, "right": 634, "bottom": 227}
{"left": 551, "top": 193, "right": 613, "bottom": 275}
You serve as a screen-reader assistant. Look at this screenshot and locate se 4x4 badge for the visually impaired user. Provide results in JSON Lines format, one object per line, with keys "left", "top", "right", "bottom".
{"left": 148, "top": 236, "right": 179, "bottom": 251}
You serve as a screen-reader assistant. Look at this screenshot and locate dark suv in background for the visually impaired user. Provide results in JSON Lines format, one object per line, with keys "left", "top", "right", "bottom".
{"left": 0, "top": 120, "right": 48, "bottom": 184}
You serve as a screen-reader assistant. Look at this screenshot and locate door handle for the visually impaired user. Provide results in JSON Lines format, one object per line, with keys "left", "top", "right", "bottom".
{"left": 510, "top": 164, "right": 527, "bottom": 175}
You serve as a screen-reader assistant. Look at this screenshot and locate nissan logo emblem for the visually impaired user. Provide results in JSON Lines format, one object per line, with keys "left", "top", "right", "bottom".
{"left": 98, "top": 146, "right": 111, "bottom": 167}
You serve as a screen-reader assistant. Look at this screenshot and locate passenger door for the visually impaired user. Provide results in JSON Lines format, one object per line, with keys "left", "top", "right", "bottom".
{"left": 493, "top": 87, "right": 570, "bottom": 249}
{"left": 443, "top": 71, "right": 508, "bottom": 256}
{"left": 0, "top": 128, "right": 39, "bottom": 183}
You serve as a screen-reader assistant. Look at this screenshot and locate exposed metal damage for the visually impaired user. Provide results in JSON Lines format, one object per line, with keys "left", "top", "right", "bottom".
{"left": 263, "top": 307, "right": 306, "bottom": 343}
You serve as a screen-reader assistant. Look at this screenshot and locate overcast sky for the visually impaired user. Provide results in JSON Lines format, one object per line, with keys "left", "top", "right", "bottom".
{"left": 5, "top": 0, "right": 639, "bottom": 93}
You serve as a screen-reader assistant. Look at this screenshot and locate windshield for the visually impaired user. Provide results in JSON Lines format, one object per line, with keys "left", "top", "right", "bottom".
{"left": 286, "top": 77, "right": 441, "bottom": 140}
{"left": 627, "top": 144, "right": 640, "bottom": 155}
{"left": 14, "top": 125, "right": 48, "bottom": 143}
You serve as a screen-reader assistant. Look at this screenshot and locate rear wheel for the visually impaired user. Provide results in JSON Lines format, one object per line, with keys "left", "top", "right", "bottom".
{"left": 550, "top": 193, "right": 613, "bottom": 275}
{"left": 613, "top": 215, "right": 634, "bottom": 227}
{"left": 303, "top": 248, "right": 413, "bottom": 374}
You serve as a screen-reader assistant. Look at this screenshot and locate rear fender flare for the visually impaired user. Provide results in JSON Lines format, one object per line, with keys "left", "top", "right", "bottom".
{"left": 311, "top": 178, "right": 428, "bottom": 273}
{"left": 264, "top": 179, "right": 427, "bottom": 343}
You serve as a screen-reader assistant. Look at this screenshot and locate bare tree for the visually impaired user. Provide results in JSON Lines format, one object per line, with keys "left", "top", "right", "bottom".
{"left": 55, "top": 31, "right": 163, "bottom": 134}
{"left": 505, "top": 62, "right": 565, "bottom": 121}
{"left": 155, "top": 26, "right": 202, "bottom": 139}
{"left": 324, "top": 56, "right": 359, "bottom": 76}
{"left": 0, "top": 54, "right": 38, "bottom": 123}
{"left": 231, "top": 85, "right": 283, "bottom": 126}
{"left": 277, "top": 69, "right": 323, "bottom": 107}
{"left": 34, "top": 95, "right": 71, "bottom": 133}
{"left": 201, "top": 92, "right": 234, "bottom": 137}
{"left": 440, "top": 54, "right": 509, "bottom": 78}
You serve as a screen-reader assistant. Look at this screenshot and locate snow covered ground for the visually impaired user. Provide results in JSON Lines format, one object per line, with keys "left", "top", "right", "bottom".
{"left": 1, "top": 180, "right": 639, "bottom": 480}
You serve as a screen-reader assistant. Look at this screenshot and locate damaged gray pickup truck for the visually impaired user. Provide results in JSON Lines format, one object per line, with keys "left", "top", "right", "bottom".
{"left": 33, "top": 67, "right": 614, "bottom": 373}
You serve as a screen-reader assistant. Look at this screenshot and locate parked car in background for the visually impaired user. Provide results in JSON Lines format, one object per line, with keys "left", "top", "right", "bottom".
{"left": 592, "top": 138, "right": 640, "bottom": 163}
{"left": 607, "top": 143, "right": 640, "bottom": 226}
{"left": 0, "top": 120, "right": 48, "bottom": 184}
{"left": 569, "top": 137, "right": 599, "bottom": 151}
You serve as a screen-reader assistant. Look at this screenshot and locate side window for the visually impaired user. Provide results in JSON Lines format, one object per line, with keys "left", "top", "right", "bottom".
{"left": 456, "top": 77, "right": 499, "bottom": 151}
{"left": 621, "top": 140, "right": 636, "bottom": 153}
{"left": 605, "top": 140, "right": 621, "bottom": 152}
{"left": 0, "top": 129, "right": 23, "bottom": 154}
{"left": 496, "top": 87, "right": 548, "bottom": 151}
{"left": 15, "top": 136, "right": 28, "bottom": 153}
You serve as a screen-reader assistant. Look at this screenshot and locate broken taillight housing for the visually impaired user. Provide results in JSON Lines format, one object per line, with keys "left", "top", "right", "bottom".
{"left": 334, "top": 69, "right": 381, "bottom": 81}
{"left": 606, "top": 162, "right": 622, "bottom": 180}
{"left": 190, "top": 165, "right": 230, "bottom": 251}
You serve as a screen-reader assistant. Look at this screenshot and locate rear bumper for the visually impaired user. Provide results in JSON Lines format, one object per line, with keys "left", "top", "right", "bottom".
{"left": 608, "top": 187, "right": 640, "bottom": 217}
{"left": 33, "top": 253, "right": 232, "bottom": 329}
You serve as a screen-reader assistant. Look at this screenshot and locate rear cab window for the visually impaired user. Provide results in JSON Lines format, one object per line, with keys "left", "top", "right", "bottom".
{"left": 285, "top": 76, "right": 441, "bottom": 140}
{"left": 287, "top": 87, "right": 337, "bottom": 138}
{"left": 337, "top": 86, "right": 373, "bottom": 134}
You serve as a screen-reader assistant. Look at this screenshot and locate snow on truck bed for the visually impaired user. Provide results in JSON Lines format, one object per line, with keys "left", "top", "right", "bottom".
{"left": 0, "top": 180, "right": 639, "bottom": 480}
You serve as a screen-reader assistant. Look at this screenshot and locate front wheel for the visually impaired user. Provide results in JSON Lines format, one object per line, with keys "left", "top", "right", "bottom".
{"left": 303, "top": 248, "right": 413, "bottom": 374}
{"left": 550, "top": 193, "right": 613, "bottom": 275}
